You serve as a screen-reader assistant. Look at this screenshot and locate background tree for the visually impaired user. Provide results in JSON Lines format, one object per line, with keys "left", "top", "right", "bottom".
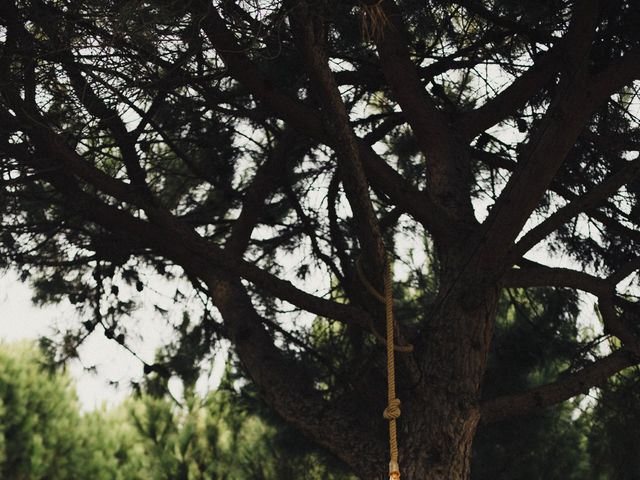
{"left": 471, "top": 287, "right": 592, "bottom": 480}
{"left": 2, "top": 0, "right": 640, "bottom": 478}
{"left": 588, "top": 368, "right": 640, "bottom": 480}
{"left": 0, "top": 341, "right": 357, "bottom": 479}
{"left": 0, "top": 342, "right": 84, "bottom": 479}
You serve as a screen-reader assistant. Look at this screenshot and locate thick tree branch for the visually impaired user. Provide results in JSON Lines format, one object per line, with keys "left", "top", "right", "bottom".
{"left": 458, "top": 46, "right": 563, "bottom": 138}
{"left": 374, "top": 1, "right": 450, "bottom": 151}
{"left": 475, "top": 147, "right": 640, "bottom": 248}
{"left": 375, "top": 1, "right": 476, "bottom": 223}
{"left": 288, "top": 0, "right": 385, "bottom": 276}
{"left": 608, "top": 257, "right": 640, "bottom": 285}
{"left": 502, "top": 262, "right": 610, "bottom": 297}
{"left": 471, "top": 1, "right": 606, "bottom": 271}
{"left": 192, "top": 1, "right": 446, "bottom": 235}
{"left": 359, "top": 143, "right": 454, "bottom": 238}
{"left": 590, "top": 48, "right": 640, "bottom": 101}
{"left": 504, "top": 262, "right": 640, "bottom": 358}
{"left": 598, "top": 296, "right": 640, "bottom": 357}
{"left": 201, "top": 273, "right": 386, "bottom": 478}
{"left": 481, "top": 350, "right": 636, "bottom": 424}
{"left": 362, "top": 112, "right": 405, "bottom": 146}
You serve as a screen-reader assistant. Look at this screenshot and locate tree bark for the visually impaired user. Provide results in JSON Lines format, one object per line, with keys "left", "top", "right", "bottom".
{"left": 372, "top": 270, "right": 498, "bottom": 480}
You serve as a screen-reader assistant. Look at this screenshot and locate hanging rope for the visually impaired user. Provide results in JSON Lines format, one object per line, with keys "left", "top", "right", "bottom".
{"left": 383, "top": 258, "right": 401, "bottom": 480}
{"left": 356, "top": 256, "right": 410, "bottom": 479}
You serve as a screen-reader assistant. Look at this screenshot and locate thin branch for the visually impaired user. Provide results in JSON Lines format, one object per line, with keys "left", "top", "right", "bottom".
{"left": 192, "top": 0, "right": 324, "bottom": 137}
{"left": 25, "top": 3, "right": 151, "bottom": 195}
{"left": 283, "top": 182, "right": 344, "bottom": 281}
{"left": 454, "top": 0, "right": 554, "bottom": 44}
{"left": 226, "top": 129, "right": 309, "bottom": 256}
{"left": 511, "top": 155, "right": 640, "bottom": 259}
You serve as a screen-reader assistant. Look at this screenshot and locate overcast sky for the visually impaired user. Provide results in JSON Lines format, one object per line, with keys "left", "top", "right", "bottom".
{"left": 0, "top": 269, "right": 226, "bottom": 410}
{"left": 0, "top": 271, "right": 129, "bottom": 408}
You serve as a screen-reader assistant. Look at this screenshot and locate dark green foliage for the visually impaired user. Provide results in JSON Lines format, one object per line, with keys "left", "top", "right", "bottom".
{"left": 589, "top": 369, "right": 640, "bottom": 480}
{"left": 473, "top": 288, "right": 591, "bottom": 479}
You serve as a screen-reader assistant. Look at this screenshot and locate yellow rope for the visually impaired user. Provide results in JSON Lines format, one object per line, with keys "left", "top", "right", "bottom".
{"left": 383, "top": 258, "right": 401, "bottom": 480}
{"left": 356, "top": 256, "right": 407, "bottom": 479}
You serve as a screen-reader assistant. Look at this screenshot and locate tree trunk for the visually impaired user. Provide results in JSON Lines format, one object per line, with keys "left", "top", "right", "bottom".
{"left": 401, "top": 394, "right": 480, "bottom": 480}
{"left": 206, "top": 258, "right": 499, "bottom": 480}
{"left": 389, "top": 278, "right": 499, "bottom": 480}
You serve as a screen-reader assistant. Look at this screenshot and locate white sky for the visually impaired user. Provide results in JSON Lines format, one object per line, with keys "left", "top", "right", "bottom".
{"left": 0, "top": 269, "right": 226, "bottom": 410}
{"left": 0, "top": 270, "right": 130, "bottom": 408}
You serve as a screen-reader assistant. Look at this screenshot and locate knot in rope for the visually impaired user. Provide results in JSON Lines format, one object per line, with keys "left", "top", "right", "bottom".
{"left": 383, "top": 398, "right": 401, "bottom": 420}
{"left": 356, "top": 254, "right": 406, "bottom": 479}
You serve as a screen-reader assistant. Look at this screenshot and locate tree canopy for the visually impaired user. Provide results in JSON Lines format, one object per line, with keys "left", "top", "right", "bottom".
{"left": 2, "top": 0, "right": 640, "bottom": 478}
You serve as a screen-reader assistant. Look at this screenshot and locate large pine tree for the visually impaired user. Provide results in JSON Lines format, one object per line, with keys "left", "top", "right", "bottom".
{"left": 2, "top": 1, "right": 640, "bottom": 478}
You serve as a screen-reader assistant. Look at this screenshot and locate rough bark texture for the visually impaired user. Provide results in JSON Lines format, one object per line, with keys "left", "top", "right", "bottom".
{"left": 401, "top": 273, "right": 498, "bottom": 479}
